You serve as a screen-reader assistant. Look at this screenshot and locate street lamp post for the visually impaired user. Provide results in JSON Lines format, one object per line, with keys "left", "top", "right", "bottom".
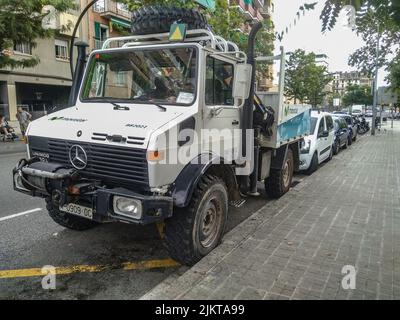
{"left": 371, "top": 27, "right": 380, "bottom": 136}
{"left": 69, "top": 0, "right": 99, "bottom": 77}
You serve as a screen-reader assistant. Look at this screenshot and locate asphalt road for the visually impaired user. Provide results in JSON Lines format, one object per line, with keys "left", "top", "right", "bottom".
{"left": 0, "top": 151, "right": 282, "bottom": 299}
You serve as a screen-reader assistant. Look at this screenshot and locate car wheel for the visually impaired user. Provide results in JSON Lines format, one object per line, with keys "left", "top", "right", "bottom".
{"left": 343, "top": 138, "right": 348, "bottom": 149}
{"left": 333, "top": 141, "right": 340, "bottom": 155}
{"left": 305, "top": 152, "right": 318, "bottom": 175}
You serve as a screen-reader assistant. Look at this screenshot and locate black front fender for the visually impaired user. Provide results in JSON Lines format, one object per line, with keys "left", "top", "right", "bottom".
{"left": 171, "top": 153, "right": 223, "bottom": 208}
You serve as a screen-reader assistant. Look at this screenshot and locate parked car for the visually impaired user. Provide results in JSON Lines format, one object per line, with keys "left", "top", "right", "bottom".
{"left": 300, "top": 111, "right": 335, "bottom": 174}
{"left": 331, "top": 116, "right": 349, "bottom": 154}
{"left": 335, "top": 113, "right": 358, "bottom": 144}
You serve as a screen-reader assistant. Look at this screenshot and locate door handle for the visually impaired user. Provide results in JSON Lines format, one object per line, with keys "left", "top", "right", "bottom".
{"left": 232, "top": 120, "right": 239, "bottom": 125}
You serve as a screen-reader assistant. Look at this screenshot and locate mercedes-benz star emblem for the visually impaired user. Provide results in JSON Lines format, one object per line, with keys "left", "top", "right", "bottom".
{"left": 69, "top": 145, "right": 88, "bottom": 170}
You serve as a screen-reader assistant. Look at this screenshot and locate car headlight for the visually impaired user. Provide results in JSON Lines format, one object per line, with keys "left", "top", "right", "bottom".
{"left": 301, "top": 140, "right": 311, "bottom": 154}
{"left": 113, "top": 196, "right": 142, "bottom": 219}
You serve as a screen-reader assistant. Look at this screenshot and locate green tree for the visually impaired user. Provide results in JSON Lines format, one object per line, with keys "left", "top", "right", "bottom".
{"left": 285, "top": 49, "right": 332, "bottom": 107}
{"left": 341, "top": 84, "right": 373, "bottom": 107}
{"left": 0, "top": 0, "right": 76, "bottom": 69}
{"left": 320, "top": 0, "right": 400, "bottom": 32}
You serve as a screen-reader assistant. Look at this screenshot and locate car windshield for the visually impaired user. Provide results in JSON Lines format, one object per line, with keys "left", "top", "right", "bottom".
{"left": 310, "top": 117, "right": 318, "bottom": 134}
{"left": 81, "top": 47, "right": 197, "bottom": 106}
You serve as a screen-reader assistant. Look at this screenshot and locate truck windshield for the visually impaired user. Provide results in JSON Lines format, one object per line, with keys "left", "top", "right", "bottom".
{"left": 81, "top": 47, "right": 197, "bottom": 106}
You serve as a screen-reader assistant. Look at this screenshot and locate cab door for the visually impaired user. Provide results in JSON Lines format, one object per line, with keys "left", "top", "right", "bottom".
{"left": 202, "top": 55, "right": 241, "bottom": 162}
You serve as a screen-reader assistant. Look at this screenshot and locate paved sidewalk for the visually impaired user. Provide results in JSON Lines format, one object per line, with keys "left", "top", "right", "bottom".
{"left": 142, "top": 121, "right": 400, "bottom": 300}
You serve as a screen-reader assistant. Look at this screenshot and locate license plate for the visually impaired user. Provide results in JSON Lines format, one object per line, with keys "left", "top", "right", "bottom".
{"left": 60, "top": 203, "right": 93, "bottom": 220}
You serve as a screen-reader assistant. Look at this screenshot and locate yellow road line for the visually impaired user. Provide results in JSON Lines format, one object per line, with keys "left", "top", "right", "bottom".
{"left": 0, "top": 258, "right": 179, "bottom": 279}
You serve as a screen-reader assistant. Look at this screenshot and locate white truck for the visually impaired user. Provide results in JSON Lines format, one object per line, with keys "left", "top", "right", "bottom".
{"left": 13, "top": 7, "right": 310, "bottom": 265}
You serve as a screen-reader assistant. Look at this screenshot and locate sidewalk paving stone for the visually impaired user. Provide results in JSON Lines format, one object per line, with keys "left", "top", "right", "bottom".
{"left": 141, "top": 121, "right": 400, "bottom": 300}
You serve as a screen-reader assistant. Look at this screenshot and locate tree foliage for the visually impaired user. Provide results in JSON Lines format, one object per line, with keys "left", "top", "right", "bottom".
{"left": 320, "top": 0, "right": 400, "bottom": 32}
{"left": 344, "top": 4, "right": 400, "bottom": 93}
{"left": 0, "top": 0, "right": 76, "bottom": 69}
{"left": 341, "top": 84, "right": 373, "bottom": 106}
{"left": 285, "top": 49, "right": 332, "bottom": 107}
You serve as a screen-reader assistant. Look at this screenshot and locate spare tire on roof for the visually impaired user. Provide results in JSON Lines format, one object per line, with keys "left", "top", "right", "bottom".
{"left": 131, "top": 6, "right": 210, "bottom": 35}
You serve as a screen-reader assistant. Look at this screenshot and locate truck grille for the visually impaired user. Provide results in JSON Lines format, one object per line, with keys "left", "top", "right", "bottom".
{"left": 29, "top": 136, "right": 149, "bottom": 188}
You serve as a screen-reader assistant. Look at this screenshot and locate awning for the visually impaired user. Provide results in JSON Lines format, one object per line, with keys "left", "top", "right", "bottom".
{"left": 110, "top": 17, "right": 130, "bottom": 29}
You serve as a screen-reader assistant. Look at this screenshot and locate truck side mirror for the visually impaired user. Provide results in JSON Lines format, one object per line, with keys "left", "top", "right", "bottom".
{"left": 233, "top": 64, "right": 252, "bottom": 104}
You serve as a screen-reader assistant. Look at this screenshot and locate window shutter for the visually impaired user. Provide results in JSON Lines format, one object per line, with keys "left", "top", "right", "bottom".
{"left": 94, "top": 22, "right": 101, "bottom": 39}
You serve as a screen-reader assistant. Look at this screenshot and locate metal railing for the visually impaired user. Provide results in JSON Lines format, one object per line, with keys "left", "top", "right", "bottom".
{"left": 94, "top": 38, "right": 105, "bottom": 50}
{"left": 93, "top": 0, "right": 131, "bottom": 20}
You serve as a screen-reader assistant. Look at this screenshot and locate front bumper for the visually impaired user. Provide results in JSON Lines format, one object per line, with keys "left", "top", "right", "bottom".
{"left": 13, "top": 158, "right": 173, "bottom": 225}
{"left": 299, "top": 153, "right": 312, "bottom": 171}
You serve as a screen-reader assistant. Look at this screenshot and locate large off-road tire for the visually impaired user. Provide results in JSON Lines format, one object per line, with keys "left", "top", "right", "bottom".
{"left": 164, "top": 175, "right": 228, "bottom": 266}
{"left": 131, "top": 6, "right": 210, "bottom": 36}
{"left": 45, "top": 198, "right": 99, "bottom": 231}
{"left": 305, "top": 152, "right": 318, "bottom": 175}
{"left": 265, "top": 148, "right": 294, "bottom": 199}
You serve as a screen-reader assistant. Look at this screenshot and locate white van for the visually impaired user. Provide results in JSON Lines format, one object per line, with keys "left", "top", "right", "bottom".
{"left": 300, "top": 111, "right": 335, "bottom": 174}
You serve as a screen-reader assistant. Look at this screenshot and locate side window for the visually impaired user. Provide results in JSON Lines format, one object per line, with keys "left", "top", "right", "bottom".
{"left": 205, "top": 57, "right": 234, "bottom": 106}
{"left": 317, "top": 118, "right": 325, "bottom": 135}
{"left": 334, "top": 120, "right": 339, "bottom": 130}
{"left": 340, "top": 119, "right": 347, "bottom": 129}
{"left": 325, "top": 116, "right": 334, "bottom": 131}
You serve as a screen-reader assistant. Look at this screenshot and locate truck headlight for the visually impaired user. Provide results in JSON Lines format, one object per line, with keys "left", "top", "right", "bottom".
{"left": 300, "top": 140, "right": 311, "bottom": 154}
{"left": 113, "top": 196, "right": 142, "bottom": 219}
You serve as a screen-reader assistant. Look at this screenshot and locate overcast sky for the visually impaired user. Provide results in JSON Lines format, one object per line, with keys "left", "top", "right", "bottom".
{"left": 273, "top": 0, "right": 388, "bottom": 85}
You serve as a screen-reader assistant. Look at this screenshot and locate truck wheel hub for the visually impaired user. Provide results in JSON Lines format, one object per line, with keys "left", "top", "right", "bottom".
{"left": 199, "top": 197, "right": 222, "bottom": 248}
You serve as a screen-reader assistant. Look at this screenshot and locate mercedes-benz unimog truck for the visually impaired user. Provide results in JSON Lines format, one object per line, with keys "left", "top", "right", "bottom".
{"left": 13, "top": 7, "right": 310, "bottom": 265}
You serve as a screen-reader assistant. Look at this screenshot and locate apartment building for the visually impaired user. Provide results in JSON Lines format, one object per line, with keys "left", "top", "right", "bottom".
{"left": 331, "top": 71, "right": 373, "bottom": 97}
{"left": 229, "top": 0, "right": 274, "bottom": 91}
{"left": 0, "top": 0, "right": 131, "bottom": 121}
{"left": 0, "top": 4, "right": 82, "bottom": 121}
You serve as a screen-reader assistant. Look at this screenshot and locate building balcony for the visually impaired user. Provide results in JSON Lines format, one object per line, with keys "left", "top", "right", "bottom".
{"left": 93, "top": 0, "right": 131, "bottom": 21}
{"left": 259, "top": 4, "right": 272, "bottom": 17}
{"left": 253, "top": 0, "right": 265, "bottom": 9}
{"left": 230, "top": 0, "right": 261, "bottom": 21}
{"left": 94, "top": 38, "right": 105, "bottom": 50}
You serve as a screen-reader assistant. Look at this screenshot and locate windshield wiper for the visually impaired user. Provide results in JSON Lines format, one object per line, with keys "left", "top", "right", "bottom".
{"left": 110, "top": 102, "right": 130, "bottom": 111}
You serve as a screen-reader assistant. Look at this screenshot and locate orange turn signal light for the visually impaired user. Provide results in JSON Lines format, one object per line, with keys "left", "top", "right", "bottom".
{"left": 147, "top": 150, "right": 165, "bottom": 162}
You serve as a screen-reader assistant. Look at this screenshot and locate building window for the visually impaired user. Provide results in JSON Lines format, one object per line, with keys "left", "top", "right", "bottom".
{"left": 13, "top": 42, "right": 32, "bottom": 55}
{"left": 55, "top": 39, "right": 69, "bottom": 60}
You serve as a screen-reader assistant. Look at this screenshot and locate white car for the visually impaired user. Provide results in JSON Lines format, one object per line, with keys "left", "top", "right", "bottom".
{"left": 300, "top": 111, "right": 335, "bottom": 174}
